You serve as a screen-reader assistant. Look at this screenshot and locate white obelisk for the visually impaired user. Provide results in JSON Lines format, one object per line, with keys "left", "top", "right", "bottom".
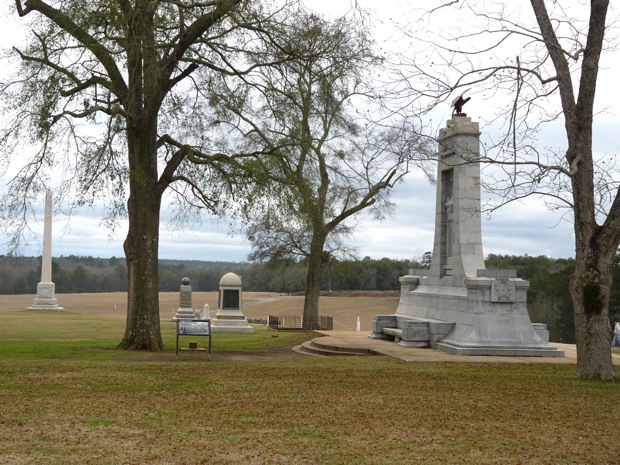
{"left": 27, "top": 190, "right": 63, "bottom": 311}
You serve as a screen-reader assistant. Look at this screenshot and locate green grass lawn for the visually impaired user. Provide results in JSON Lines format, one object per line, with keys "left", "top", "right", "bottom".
{"left": 1, "top": 310, "right": 619, "bottom": 465}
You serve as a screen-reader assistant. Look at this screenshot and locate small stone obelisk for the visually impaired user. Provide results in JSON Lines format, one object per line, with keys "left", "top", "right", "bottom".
{"left": 173, "top": 277, "right": 196, "bottom": 320}
{"left": 28, "top": 190, "right": 63, "bottom": 311}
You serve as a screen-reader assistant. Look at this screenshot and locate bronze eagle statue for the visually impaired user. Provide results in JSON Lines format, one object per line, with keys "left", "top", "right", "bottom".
{"left": 451, "top": 90, "right": 471, "bottom": 116}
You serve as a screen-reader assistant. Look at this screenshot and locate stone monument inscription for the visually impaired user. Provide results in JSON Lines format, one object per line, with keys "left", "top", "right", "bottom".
{"left": 222, "top": 289, "right": 240, "bottom": 310}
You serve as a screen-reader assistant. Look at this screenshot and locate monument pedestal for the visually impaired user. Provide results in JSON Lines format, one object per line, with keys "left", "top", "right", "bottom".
{"left": 210, "top": 272, "right": 254, "bottom": 333}
{"left": 395, "top": 271, "right": 563, "bottom": 357}
{"left": 174, "top": 308, "right": 197, "bottom": 320}
{"left": 28, "top": 282, "right": 63, "bottom": 312}
{"left": 210, "top": 310, "right": 255, "bottom": 333}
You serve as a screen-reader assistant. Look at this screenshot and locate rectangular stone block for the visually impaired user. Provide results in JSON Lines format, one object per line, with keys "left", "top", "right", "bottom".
{"left": 383, "top": 327, "right": 402, "bottom": 338}
{"left": 532, "top": 323, "right": 549, "bottom": 343}
{"left": 401, "top": 324, "right": 429, "bottom": 342}
{"left": 477, "top": 269, "right": 518, "bottom": 278}
{"left": 428, "top": 321, "right": 455, "bottom": 342}
{"left": 371, "top": 315, "right": 396, "bottom": 333}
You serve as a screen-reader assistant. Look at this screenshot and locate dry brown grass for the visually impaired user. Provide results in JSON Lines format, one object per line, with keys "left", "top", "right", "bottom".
{"left": 1, "top": 355, "right": 619, "bottom": 464}
{"left": 0, "top": 291, "right": 400, "bottom": 331}
{"left": 0, "top": 293, "right": 619, "bottom": 464}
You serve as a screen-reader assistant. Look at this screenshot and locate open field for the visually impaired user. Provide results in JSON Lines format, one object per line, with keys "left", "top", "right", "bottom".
{"left": 0, "top": 291, "right": 400, "bottom": 331}
{"left": 0, "top": 293, "right": 619, "bottom": 464}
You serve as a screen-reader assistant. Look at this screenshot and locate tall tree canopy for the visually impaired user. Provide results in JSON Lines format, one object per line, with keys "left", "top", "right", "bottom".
{"left": 1, "top": 0, "right": 292, "bottom": 350}
{"left": 210, "top": 10, "right": 433, "bottom": 329}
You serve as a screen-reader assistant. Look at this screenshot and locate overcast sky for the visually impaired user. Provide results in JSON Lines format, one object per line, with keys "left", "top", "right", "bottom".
{"left": 6, "top": 168, "right": 577, "bottom": 262}
{"left": 0, "top": 1, "right": 612, "bottom": 262}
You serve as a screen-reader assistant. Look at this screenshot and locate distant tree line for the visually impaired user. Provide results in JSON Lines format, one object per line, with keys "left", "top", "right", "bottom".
{"left": 4, "top": 252, "right": 620, "bottom": 343}
{"left": 0, "top": 256, "right": 129, "bottom": 295}
{"left": 0, "top": 255, "right": 416, "bottom": 294}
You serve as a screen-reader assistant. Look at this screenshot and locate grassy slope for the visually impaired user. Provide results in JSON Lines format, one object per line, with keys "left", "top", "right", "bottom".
{"left": 0, "top": 302, "right": 619, "bottom": 464}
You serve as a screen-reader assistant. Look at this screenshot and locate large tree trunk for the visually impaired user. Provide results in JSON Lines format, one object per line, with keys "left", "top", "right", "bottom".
{"left": 570, "top": 183, "right": 617, "bottom": 380}
{"left": 117, "top": 122, "right": 164, "bottom": 351}
{"left": 302, "top": 237, "right": 327, "bottom": 330}
{"left": 118, "top": 189, "right": 163, "bottom": 350}
{"left": 570, "top": 130, "right": 617, "bottom": 380}
{"left": 570, "top": 254, "right": 616, "bottom": 380}
{"left": 116, "top": 11, "right": 166, "bottom": 351}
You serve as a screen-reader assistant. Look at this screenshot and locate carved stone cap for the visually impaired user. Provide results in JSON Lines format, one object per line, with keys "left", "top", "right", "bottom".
{"left": 440, "top": 117, "right": 480, "bottom": 138}
{"left": 400, "top": 275, "right": 420, "bottom": 285}
{"left": 220, "top": 272, "right": 242, "bottom": 287}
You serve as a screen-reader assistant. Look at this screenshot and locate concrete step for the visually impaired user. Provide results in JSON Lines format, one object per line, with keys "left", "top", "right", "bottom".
{"left": 292, "top": 343, "right": 325, "bottom": 357}
{"left": 293, "top": 338, "right": 373, "bottom": 357}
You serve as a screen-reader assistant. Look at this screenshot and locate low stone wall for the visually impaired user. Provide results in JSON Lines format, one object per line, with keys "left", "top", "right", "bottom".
{"left": 268, "top": 315, "right": 333, "bottom": 331}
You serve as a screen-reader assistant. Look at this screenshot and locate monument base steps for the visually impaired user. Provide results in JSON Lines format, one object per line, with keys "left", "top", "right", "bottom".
{"left": 27, "top": 305, "right": 64, "bottom": 312}
{"left": 293, "top": 339, "right": 374, "bottom": 357}
{"left": 210, "top": 325, "right": 255, "bottom": 334}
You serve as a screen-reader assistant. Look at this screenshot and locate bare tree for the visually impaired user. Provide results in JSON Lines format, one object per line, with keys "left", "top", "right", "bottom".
{"left": 210, "top": 10, "right": 433, "bottom": 329}
{"left": 395, "top": 0, "right": 618, "bottom": 379}
{"left": 0, "top": 0, "right": 296, "bottom": 350}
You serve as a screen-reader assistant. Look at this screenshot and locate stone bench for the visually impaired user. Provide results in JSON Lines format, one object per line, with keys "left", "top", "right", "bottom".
{"left": 369, "top": 314, "right": 455, "bottom": 348}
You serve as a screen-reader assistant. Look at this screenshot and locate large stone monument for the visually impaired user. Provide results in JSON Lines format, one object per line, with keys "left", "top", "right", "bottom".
{"left": 174, "top": 277, "right": 198, "bottom": 320}
{"left": 28, "top": 190, "right": 63, "bottom": 311}
{"left": 210, "top": 272, "right": 254, "bottom": 333}
{"left": 370, "top": 116, "right": 563, "bottom": 357}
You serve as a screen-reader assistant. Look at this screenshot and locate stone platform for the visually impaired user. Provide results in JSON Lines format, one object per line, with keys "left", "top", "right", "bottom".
{"left": 308, "top": 331, "right": 620, "bottom": 365}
